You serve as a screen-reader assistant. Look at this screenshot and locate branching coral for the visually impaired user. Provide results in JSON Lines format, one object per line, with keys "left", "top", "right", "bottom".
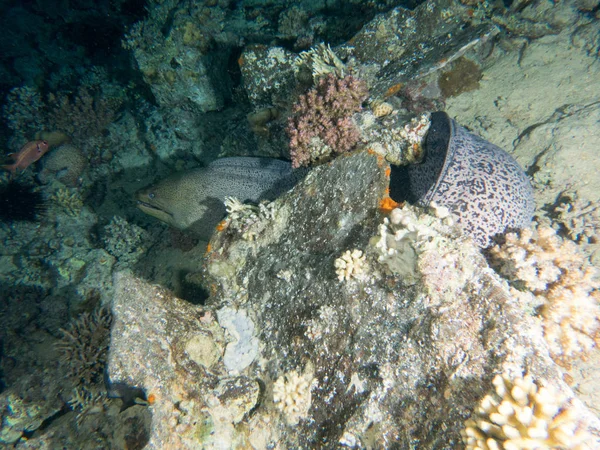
{"left": 295, "top": 43, "right": 346, "bottom": 79}
{"left": 287, "top": 73, "right": 368, "bottom": 168}
{"left": 47, "top": 87, "right": 121, "bottom": 144}
{"left": 273, "top": 365, "right": 315, "bottom": 426}
{"left": 55, "top": 306, "right": 112, "bottom": 387}
{"left": 461, "top": 373, "right": 590, "bottom": 450}
{"left": 334, "top": 249, "right": 368, "bottom": 282}
{"left": 50, "top": 188, "right": 84, "bottom": 217}
{"left": 68, "top": 387, "right": 111, "bottom": 426}
{"left": 553, "top": 192, "right": 599, "bottom": 245}
{"left": 489, "top": 225, "right": 600, "bottom": 365}
{"left": 223, "top": 196, "right": 275, "bottom": 241}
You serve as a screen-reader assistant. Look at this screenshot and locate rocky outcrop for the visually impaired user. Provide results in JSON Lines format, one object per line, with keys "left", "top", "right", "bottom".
{"left": 107, "top": 151, "right": 600, "bottom": 448}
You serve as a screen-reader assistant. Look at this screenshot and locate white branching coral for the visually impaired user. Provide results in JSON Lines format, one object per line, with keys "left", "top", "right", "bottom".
{"left": 223, "top": 196, "right": 275, "bottom": 241}
{"left": 489, "top": 225, "right": 600, "bottom": 364}
{"left": 372, "top": 203, "right": 457, "bottom": 284}
{"left": 335, "top": 249, "right": 368, "bottom": 282}
{"left": 273, "top": 366, "right": 315, "bottom": 426}
{"left": 461, "top": 373, "right": 590, "bottom": 450}
{"left": 296, "top": 43, "right": 346, "bottom": 79}
{"left": 554, "top": 193, "right": 599, "bottom": 244}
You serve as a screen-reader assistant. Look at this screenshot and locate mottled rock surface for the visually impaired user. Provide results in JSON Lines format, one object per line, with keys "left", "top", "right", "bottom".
{"left": 108, "top": 152, "right": 600, "bottom": 448}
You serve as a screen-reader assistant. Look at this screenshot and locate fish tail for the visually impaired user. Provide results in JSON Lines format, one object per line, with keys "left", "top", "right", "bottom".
{"left": 1, "top": 164, "right": 17, "bottom": 176}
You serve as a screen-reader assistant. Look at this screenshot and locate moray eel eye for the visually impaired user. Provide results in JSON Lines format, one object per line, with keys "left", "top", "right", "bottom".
{"left": 148, "top": 192, "right": 156, "bottom": 199}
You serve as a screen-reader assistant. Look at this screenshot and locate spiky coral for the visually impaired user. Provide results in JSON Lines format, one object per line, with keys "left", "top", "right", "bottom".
{"left": 287, "top": 74, "right": 368, "bottom": 168}
{"left": 55, "top": 306, "right": 112, "bottom": 386}
{"left": 489, "top": 225, "right": 600, "bottom": 365}
{"left": 461, "top": 373, "right": 590, "bottom": 450}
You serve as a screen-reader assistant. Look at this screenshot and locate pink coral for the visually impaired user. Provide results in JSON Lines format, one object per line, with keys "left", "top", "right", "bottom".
{"left": 287, "top": 74, "right": 368, "bottom": 168}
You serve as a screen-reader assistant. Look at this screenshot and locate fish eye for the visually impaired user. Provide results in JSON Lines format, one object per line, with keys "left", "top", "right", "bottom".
{"left": 148, "top": 192, "right": 156, "bottom": 199}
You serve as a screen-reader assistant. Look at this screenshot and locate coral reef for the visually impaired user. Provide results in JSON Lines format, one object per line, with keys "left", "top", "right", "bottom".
{"left": 553, "top": 192, "right": 599, "bottom": 245}
{"left": 295, "top": 43, "right": 346, "bottom": 79}
{"left": 102, "top": 216, "right": 148, "bottom": 269}
{"left": 287, "top": 73, "right": 368, "bottom": 168}
{"left": 47, "top": 87, "right": 122, "bottom": 144}
{"left": 68, "top": 386, "right": 112, "bottom": 427}
{"left": 462, "top": 373, "right": 590, "bottom": 449}
{"left": 277, "top": 6, "right": 311, "bottom": 48}
{"left": 372, "top": 201, "right": 455, "bottom": 286}
{"left": 55, "top": 306, "right": 112, "bottom": 387}
{"left": 489, "top": 225, "right": 600, "bottom": 365}
{"left": 216, "top": 306, "right": 259, "bottom": 373}
{"left": 55, "top": 306, "right": 115, "bottom": 427}
{"left": 239, "top": 46, "right": 298, "bottom": 108}
{"left": 370, "top": 100, "right": 394, "bottom": 118}
{"left": 49, "top": 187, "right": 83, "bottom": 216}
{"left": 107, "top": 152, "right": 600, "bottom": 448}
{"left": 2, "top": 86, "right": 45, "bottom": 149}
{"left": 122, "top": 0, "right": 229, "bottom": 113}
{"left": 223, "top": 196, "right": 276, "bottom": 241}
{"left": 38, "top": 143, "right": 87, "bottom": 186}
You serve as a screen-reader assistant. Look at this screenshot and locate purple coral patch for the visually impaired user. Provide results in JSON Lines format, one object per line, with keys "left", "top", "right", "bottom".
{"left": 287, "top": 74, "right": 368, "bottom": 168}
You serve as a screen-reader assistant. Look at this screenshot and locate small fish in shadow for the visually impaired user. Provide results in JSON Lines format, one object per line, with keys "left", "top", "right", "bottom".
{"left": 104, "top": 370, "right": 148, "bottom": 412}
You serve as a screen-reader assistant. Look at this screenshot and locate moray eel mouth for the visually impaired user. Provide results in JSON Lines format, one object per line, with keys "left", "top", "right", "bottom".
{"left": 136, "top": 199, "right": 170, "bottom": 216}
{"left": 135, "top": 190, "right": 175, "bottom": 224}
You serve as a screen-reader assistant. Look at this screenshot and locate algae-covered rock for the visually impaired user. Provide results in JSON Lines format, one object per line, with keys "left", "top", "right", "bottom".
{"left": 107, "top": 151, "right": 600, "bottom": 448}
{"left": 202, "top": 151, "right": 600, "bottom": 447}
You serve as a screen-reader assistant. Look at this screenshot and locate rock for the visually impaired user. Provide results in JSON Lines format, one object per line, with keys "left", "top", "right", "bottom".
{"left": 349, "top": 0, "right": 498, "bottom": 100}
{"left": 201, "top": 151, "right": 600, "bottom": 447}
{"left": 239, "top": 46, "right": 298, "bottom": 108}
{"left": 123, "top": 2, "right": 229, "bottom": 113}
{"left": 0, "top": 371, "right": 64, "bottom": 445}
{"left": 107, "top": 151, "right": 600, "bottom": 448}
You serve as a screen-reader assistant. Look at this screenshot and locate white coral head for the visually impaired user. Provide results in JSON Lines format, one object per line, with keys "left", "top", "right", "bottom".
{"left": 273, "top": 367, "right": 315, "bottom": 426}
{"left": 461, "top": 372, "right": 591, "bottom": 450}
{"left": 334, "top": 249, "right": 368, "bottom": 282}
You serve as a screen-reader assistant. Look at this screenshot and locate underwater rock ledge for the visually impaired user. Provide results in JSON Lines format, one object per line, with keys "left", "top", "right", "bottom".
{"left": 107, "top": 151, "right": 600, "bottom": 448}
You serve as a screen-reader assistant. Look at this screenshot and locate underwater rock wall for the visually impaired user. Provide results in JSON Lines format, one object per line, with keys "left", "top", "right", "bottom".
{"left": 108, "top": 152, "right": 600, "bottom": 448}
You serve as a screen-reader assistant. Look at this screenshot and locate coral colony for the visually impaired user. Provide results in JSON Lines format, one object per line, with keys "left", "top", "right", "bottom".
{"left": 287, "top": 73, "right": 368, "bottom": 168}
{"left": 1, "top": 0, "right": 600, "bottom": 448}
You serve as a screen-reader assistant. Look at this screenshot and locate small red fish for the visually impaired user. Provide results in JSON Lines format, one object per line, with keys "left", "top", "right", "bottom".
{"left": 2, "top": 140, "right": 50, "bottom": 175}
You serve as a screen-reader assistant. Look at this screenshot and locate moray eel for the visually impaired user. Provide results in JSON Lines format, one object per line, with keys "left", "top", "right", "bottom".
{"left": 136, "top": 157, "right": 306, "bottom": 240}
